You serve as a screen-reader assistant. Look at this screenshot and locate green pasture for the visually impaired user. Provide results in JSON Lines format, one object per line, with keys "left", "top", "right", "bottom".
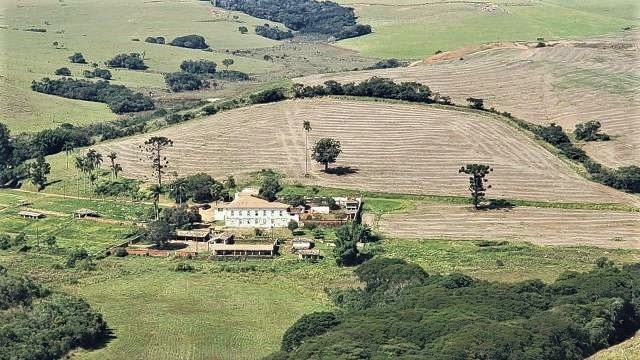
{"left": 336, "top": 0, "right": 639, "bottom": 58}
{"left": 0, "top": 0, "right": 281, "bottom": 133}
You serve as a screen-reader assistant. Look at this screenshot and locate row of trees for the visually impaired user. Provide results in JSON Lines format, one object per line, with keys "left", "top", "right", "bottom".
{"left": 271, "top": 258, "right": 640, "bottom": 359}
{"left": 31, "top": 77, "right": 154, "bottom": 114}
{"left": 216, "top": 0, "right": 371, "bottom": 40}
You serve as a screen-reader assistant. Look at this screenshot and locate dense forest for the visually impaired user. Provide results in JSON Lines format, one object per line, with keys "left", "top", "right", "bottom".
{"left": 268, "top": 258, "right": 640, "bottom": 359}
{"left": 215, "top": 0, "right": 371, "bottom": 40}
{"left": 0, "top": 266, "right": 108, "bottom": 359}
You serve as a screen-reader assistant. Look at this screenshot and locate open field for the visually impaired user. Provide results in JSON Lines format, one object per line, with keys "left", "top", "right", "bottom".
{"left": 334, "top": 0, "right": 639, "bottom": 58}
{"left": 370, "top": 202, "right": 640, "bottom": 248}
{"left": 96, "top": 98, "right": 637, "bottom": 205}
{"left": 298, "top": 31, "right": 640, "bottom": 167}
{"left": 0, "top": 0, "right": 282, "bottom": 132}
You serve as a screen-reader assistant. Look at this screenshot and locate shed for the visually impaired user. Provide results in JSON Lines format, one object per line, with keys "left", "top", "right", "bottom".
{"left": 298, "top": 249, "right": 322, "bottom": 261}
{"left": 175, "top": 228, "right": 211, "bottom": 242}
{"left": 73, "top": 208, "right": 100, "bottom": 218}
{"left": 210, "top": 242, "right": 276, "bottom": 258}
{"left": 292, "top": 238, "right": 314, "bottom": 251}
{"left": 18, "top": 210, "right": 44, "bottom": 219}
{"left": 209, "top": 232, "right": 235, "bottom": 244}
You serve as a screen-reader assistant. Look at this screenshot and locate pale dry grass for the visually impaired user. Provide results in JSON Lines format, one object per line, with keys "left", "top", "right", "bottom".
{"left": 98, "top": 98, "right": 637, "bottom": 205}
{"left": 297, "top": 33, "right": 640, "bottom": 167}
{"left": 374, "top": 203, "right": 640, "bottom": 248}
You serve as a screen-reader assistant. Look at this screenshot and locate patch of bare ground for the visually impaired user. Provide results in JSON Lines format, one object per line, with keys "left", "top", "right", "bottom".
{"left": 375, "top": 203, "right": 640, "bottom": 248}
{"left": 296, "top": 32, "right": 640, "bottom": 167}
{"left": 97, "top": 98, "right": 637, "bottom": 205}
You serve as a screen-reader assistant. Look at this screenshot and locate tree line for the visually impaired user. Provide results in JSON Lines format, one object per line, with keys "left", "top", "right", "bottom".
{"left": 215, "top": 0, "right": 371, "bottom": 40}
{"left": 268, "top": 257, "right": 640, "bottom": 359}
{"left": 255, "top": 24, "right": 294, "bottom": 40}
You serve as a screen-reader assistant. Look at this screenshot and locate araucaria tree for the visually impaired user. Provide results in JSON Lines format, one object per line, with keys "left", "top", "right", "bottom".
{"left": 29, "top": 155, "right": 51, "bottom": 191}
{"left": 303, "top": 120, "right": 312, "bottom": 176}
{"left": 140, "top": 136, "right": 173, "bottom": 186}
{"left": 312, "top": 138, "right": 342, "bottom": 172}
{"left": 459, "top": 164, "right": 493, "bottom": 210}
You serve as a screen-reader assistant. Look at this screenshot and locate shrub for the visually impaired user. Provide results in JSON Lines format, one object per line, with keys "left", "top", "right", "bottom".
{"left": 174, "top": 262, "right": 195, "bottom": 272}
{"left": 202, "top": 104, "right": 218, "bottom": 115}
{"left": 238, "top": 26, "right": 248, "bottom": 34}
{"left": 66, "top": 248, "right": 89, "bottom": 268}
{"left": 255, "top": 24, "right": 294, "bottom": 40}
{"left": 113, "top": 247, "right": 128, "bottom": 257}
{"left": 83, "top": 68, "right": 111, "bottom": 80}
{"left": 170, "top": 34, "right": 208, "bottom": 49}
{"left": 180, "top": 59, "right": 217, "bottom": 75}
{"left": 105, "top": 53, "right": 147, "bottom": 70}
{"left": 164, "top": 72, "right": 207, "bottom": 92}
{"left": 574, "top": 120, "right": 610, "bottom": 141}
{"left": 54, "top": 67, "right": 71, "bottom": 76}
{"left": 213, "top": 69, "right": 250, "bottom": 81}
{"left": 365, "top": 58, "right": 405, "bottom": 70}
{"left": 68, "top": 52, "right": 86, "bottom": 64}
{"left": 0, "top": 234, "right": 10, "bottom": 250}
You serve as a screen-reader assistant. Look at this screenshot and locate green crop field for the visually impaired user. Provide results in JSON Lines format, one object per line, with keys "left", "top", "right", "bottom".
{"left": 0, "top": 0, "right": 282, "bottom": 133}
{"left": 335, "top": 0, "right": 639, "bottom": 58}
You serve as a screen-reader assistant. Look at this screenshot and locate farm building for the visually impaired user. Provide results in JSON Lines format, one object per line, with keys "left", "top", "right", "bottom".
{"left": 73, "top": 208, "right": 99, "bottom": 218}
{"left": 210, "top": 242, "right": 277, "bottom": 258}
{"left": 214, "top": 191, "right": 299, "bottom": 228}
{"left": 209, "top": 232, "right": 235, "bottom": 244}
{"left": 175, "top": 229, "right": 211, "bottom": 242}
{"left": 292, "top": 238, "right": 314, "bottom": 251}
{"left": 297, "top": 249, "right": 322, "bottom": 261}
{"left": 17, "top": 210, "right": 44, "bottom": 219}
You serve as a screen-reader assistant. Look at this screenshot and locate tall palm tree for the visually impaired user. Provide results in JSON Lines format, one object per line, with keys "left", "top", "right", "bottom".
{"left": 149, "top": 184, "right": 163, "bottom": 220}
{"left": 107, "top": 152, "right": 118, "bottom": 180}
{"left": 74, "top": 156, "right": 86, "bottom": 194}
{"left": 86, "top": 149, "right": 103, "bottom": 171}
{"left": 303, "top": 120, "right": 312, "bottom": 176}
{"left": 62, "top": 142, "right": 74, "bottom": 169}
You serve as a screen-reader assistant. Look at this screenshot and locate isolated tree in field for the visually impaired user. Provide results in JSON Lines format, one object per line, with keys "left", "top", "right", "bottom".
{"left": 303, "top": 120, "right": 312, "bottom": 176}
{"left": 467, "top": 97, "right": 484, "bottom": 110}
{"left": 238, "top": 26, "right": 248, "bottom": 34}
{"left": 288, "top": 219, "right": 299, "bottom": 235}
{"left": 140, "top": 136, "right": 173, "bottom": 186}
{"left": 312, "top": 138, "right": 342, "bottom": 172}
{"left": 222, "top": 58, "right": 234, "bottom": 69}
{"left": 259, "top": 171, "right": 282, "bottom": 202}
{"left": 69, "top": 52, "right": 86, "bottom": 64}
{"left": 574, "top": 120, "right": 610, "bottom": 141}
{"left": 459, "top": 164, "right": 493, "bottom": 210}
{"left": 29, "top": 155, "right": 51, "bottom": 191}
{"left": 149, "top": 184, "right": 163, "bottom": 220}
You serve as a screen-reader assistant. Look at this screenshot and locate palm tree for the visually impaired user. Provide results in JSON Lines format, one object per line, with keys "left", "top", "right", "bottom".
{"left": 149, "top": 184, "right": 163, "bottom": 220}
{"left": 107, "top": 152, "right": 118, "bottom": 180}
{"left": 303, "top": 120, "right": 312, "bottom": 176}
{"left": 113, "top": 164, "right": 122, "bottom": 179}
{"left": 88, "top": 173, "right": 97, "bottom": 199}
{"left": 86, "top": 149, "right": 103, "bottom": 171}
{"left": 62, "top": 142, "right": 74, "bottom": 169}
{"left": 74, "top": 156, "right": 86, "bottom": 194}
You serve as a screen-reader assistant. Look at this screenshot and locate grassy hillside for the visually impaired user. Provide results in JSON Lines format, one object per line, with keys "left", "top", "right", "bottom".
{"left": 335, "top": 0, "right": 639, "bottom": 58}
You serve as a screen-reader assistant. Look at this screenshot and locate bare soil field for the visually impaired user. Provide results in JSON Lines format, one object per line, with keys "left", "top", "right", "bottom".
{"left": 373, "top": 203, "right": 640, "bottom": 248}
{"left": 297, "top": 31, "right": 640, "bottom": 167}
{"left": 98, "top": 98, "right": 637, "bottom": 205}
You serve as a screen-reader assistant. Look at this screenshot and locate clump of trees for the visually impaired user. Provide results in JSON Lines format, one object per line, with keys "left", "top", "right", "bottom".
{"left": 364, "top": 58, "right": 405, "bottom": 70}
{"left": 216, "top": 0, "right": 371, "bottom": 40}
{"left": 164, "top": 72, "right": 207, "bottom": 92}
{"left": 0, "top": 266, "right": 108, "bottom": 359}
{"left": 28, "top": 155, "right": 51, "bottom": 191}
{"left": 271, "top": 258, "right": 640, "bottom": 359}
{"left": 214, "top": 70, "right": 250, "bottom": 81}
{"left": 169, "top": 34, "right": 209, "bottom": 49}
{"left": 574, "top": 120, "right": 610, "bottom": 141}
{"left": 144, "top": 36, "right": 165, "bottom": 44}
{"left": 258, "top": 169, "right": 282, "bottom": 202}
{"left": 54, "top": 67, "right": 71, "bottom": 76}
{"left": 249, "top": 87, "right": 286, "bottom": 104}
{"left": 180, "top": 59, "right": 217, "bottom": 75}
{"left": 333, "top": 222, "right": 373, "bottom": 266}
{"left": 31, "top": 77, "right": 154, "bottom": 114}
{"left": 83, "top": 68, "right": 112, "bottom": 80}
{"left": 293, "top": 77, "right": 435, "bottom": 103}
{"left": 68, "top": 52, "right": 86, "bottom": 64}
{"left": 105, "top": 53, "right": 147, "bottom": 70}
{"left": 168, "top": 173, "right": 228, "bottom": 204}
{"left": 255, "top": 24, "right": 294, "bottom": 40}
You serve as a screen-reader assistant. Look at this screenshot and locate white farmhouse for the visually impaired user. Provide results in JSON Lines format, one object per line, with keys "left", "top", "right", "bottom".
{"left": 214, "top": 193, "right": 299, "bottom": 228}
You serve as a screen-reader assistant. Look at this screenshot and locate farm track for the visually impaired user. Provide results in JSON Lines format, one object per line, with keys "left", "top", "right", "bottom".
{"left": 297, "top": 34, "right": 640, "bottom": 167}
{"left": 375, "top": 203, "right": 640, "bottom": 248}
{"left": 98, "top": 98, "right": 637, "bottom": 205}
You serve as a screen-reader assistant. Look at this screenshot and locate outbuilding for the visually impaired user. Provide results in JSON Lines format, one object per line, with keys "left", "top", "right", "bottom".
{"left": 17, "top": 210, "right": 44, "bottom": 219}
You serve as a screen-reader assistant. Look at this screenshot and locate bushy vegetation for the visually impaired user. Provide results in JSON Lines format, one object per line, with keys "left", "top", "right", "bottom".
{"left": 255, "top": 24, "right": 294, "bottom": 40}
{"left": 83, "top": 68, "right": 112, "bottom": 80}
{"left": 54, "top": 67, "right": 71, "bottom": 76}
{"left": 180, "top": 59, "right": 217, "bottom": 75}
{"left": 164, "top": 72, "right": 207, "bottom": 92}
{"left": 168, "top": 173, "right": 227, "bottom": 204}
{"left": 258, "top": 169, "right": 282, "bottom": 202}
{"left": 216, "top": 0, "right": 371, "bottom": 40}
{"left": 31, "top": 77, "right": 154, "bottom": 114}
{"left": 249, "top": 87, "right": 286, "bottom": 104}
{"left": 574, "top": 120, "right": 610, "bottom": 141}
{"left": 0, "top": 266, "right": 108, "bottom": 359}
{"left": 272, "top": 258, "right": 640, "bottom": 359}
{"left": 169, "top": 34, "right": 208, "bottom": 49}
{"left": 293, "top": 77, "right": 434, "bottom": 103}
{"left": 144, "top": 36, "right": 165, "bottom": 44}
{"left": 94, "top": 178, "right": 142, "bottom": 198}
{"left": 105, "top": 53, "right": 147, "bottom": 70}
{"left": 364, "top": 58, "right": 405, "bottom": 70}
{"left": 68, "top": 52, "right": 86, "bottom": 64}
{"left": 213, "top": 69, "right": 250, "bottom": 81}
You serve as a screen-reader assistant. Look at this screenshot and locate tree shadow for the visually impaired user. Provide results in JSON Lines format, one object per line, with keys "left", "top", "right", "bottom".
{"left": 480, "top": 199, "right": 515, "bottom": 211}
{"left": 161, "top": 242, "right": 189, "bottom": 250}
{"left": 325, "top": 166, "right": 359, "bottom": 176}
{"left": 45, "top": 179, "right": 62, "bottom": 187}
{"left": 85, "top": 327, "right": 116, "bottom": 351}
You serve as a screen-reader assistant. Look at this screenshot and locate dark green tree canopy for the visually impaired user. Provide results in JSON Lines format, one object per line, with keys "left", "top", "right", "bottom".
{"left": 459, "top": 163, "right": 492, "bottom": 209}
{"left": 312, "top": 138, "right": 342, "bottom": 171}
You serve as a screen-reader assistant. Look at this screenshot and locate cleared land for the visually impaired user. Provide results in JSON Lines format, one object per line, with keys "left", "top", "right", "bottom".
{"left": 97, "top": 98, "right": 637, "bottom": 205}
{"left": 298, "top": 31, "right": 640, "bottom": 167}
{"left": 372, "top": 203, "right": 640, "bottom": 248}
{"left": 334, "top": 0, "right": 639, "bottom": 58}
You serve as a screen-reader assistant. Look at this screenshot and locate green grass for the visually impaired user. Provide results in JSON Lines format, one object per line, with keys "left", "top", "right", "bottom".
{"left": 0, "top": 0, "right": 282, "bottom": 133}
{"left": 336, "top": 0, "right": 639, "bottom": 58}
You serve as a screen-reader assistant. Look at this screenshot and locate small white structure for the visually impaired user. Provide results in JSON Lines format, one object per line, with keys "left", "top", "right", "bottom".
{"left": 215, "top": 192, "right": 299, "bottom": 228}
{"left": 310, "top": 206, "right": 330, "bottom": 214}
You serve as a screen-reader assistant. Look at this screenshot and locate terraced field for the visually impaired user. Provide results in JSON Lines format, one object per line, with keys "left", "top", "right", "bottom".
{"left": 372, "top": 203, "right": 640, "bottom": 248}
{"left": 98, "top": 98, "right": 637, "bottom": 204}
{"left": 298, "top": 32, "right": 640, "bottom": 167}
